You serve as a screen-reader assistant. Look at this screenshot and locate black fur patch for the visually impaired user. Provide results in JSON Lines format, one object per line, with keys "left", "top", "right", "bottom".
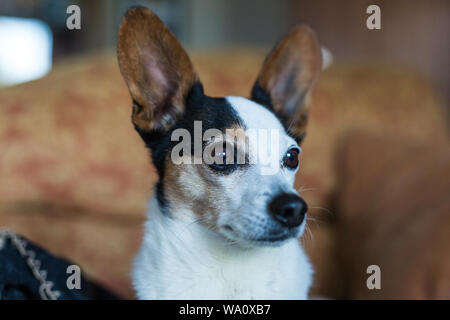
{"left": 251, "top": 81, "right": 274, "bottom": 110}
{"left": 135, "top": 82, "right": 243, "bottom": 212}
{"left": 250, "top": 81, "right": 305, "bottom": 143}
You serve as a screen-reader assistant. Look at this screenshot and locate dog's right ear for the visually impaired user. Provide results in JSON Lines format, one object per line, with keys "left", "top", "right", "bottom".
{"left": 251, "top": 26, "right": 322, "bottom": 144}
{"left": 117, "top": 7, "right": 198, "bottom": 133}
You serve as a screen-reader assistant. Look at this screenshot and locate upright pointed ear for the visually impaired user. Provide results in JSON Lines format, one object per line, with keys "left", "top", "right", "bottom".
{"left": 117, "top": 7, "right": 198, "bottom": 133}
{"left": 251, "top": 25, "right": 322, "bottom": 144}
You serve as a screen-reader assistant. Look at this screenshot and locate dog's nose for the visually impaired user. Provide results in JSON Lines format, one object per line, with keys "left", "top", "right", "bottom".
{"left": 268, "top": 193, "right": 307, "bottom": 228}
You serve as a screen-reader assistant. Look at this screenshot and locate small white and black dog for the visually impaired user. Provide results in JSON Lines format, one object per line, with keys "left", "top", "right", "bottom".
{"left": 117, "top": 7, "right": 323, "bottom": 299}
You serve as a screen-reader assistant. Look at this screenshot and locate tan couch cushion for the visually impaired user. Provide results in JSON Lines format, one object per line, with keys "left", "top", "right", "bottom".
{"left": 332, "top": 131, "right": 450, "bottom": 299}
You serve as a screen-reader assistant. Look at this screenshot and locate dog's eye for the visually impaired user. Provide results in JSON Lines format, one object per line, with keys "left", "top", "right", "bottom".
{"left": 282, "top": 148, "right": 300, "bottom": 170}
{"left": 210, "top": 151, "right": 228, "bottom": 170}
{"left": 209, "top": 142, "right": 239, "bottom": 173}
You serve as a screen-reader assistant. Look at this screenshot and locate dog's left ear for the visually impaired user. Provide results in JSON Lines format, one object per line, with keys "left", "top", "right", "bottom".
{"left": 251, "top": 25, "right": 322, "bottom": 143}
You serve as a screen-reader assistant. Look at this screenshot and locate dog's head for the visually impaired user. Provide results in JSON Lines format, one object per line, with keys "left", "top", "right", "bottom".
{"left": 118, "top": 7, "right": 322, "bottom": 247}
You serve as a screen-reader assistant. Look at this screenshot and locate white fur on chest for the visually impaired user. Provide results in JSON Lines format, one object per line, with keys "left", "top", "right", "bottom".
{"left": 132, "top": 197, "right": 313, "bottom": 299}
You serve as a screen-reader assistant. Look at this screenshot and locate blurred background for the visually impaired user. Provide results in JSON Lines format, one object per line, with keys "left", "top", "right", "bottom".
{"left": 0, "top": 0, "right": 449, "bottom": 102}
{"left": 0, "top": 0, "right": 449, "bottom": 299}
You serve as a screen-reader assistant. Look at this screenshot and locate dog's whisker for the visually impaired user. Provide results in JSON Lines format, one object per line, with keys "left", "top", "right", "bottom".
{"left": 299, "top": 222, "right": 314, "bottom": 247}
{"left": 306, "top": 216, "right": 325, "bottom": 226}
{"left": 309, "top": 206, "right": 334, "bottom": 218}
{"left": 307, "top": 224, "right": 314, "bottom": 245}
{"left": 295, "top": 186, "right": 317, "bottom": 194}
{"left": 286, "top": 117, "right": 296, "bottom": 135}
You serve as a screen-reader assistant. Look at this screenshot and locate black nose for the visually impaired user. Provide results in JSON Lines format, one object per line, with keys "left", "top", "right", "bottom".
{"left": 268, "top": 193, "right": 307, "bottom": 228}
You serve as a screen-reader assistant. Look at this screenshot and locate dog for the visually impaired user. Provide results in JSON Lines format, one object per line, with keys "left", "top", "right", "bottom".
{"left": 117, "top": 7, "right": 323, "bottom": 299}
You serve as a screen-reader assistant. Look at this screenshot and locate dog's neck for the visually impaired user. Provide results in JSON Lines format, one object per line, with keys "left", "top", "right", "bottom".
{"left": 132, "top": 195, "right": 313, "bottom": 299}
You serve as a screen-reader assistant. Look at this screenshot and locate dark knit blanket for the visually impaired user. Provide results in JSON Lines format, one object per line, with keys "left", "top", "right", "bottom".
{"left": 0, "top": 230, "right": 117, "bottom": 300}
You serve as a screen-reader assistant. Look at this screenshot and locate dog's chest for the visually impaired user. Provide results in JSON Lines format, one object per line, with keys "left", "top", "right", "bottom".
{"left": 177, "top": 250, "right": 304, "bottom": 299}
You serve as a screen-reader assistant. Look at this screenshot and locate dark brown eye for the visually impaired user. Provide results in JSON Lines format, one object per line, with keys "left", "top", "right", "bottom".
{"left": 283, "top": 148, "right": 300, "bottom": 169}
{"left": 209, "top": 142, "right": 238, "bottom": 174}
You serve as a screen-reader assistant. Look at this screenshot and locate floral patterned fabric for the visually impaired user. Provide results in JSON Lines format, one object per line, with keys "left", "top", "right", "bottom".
{"left": 0, "top": 50, "right": 447, "bottom": 298}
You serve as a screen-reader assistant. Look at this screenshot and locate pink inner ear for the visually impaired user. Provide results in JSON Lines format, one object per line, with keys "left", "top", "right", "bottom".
{"left": 141, "top": 51, "right": 170, "bottom": 93}
{"left": 270, "top": 61, "right": 304, "bottom": 114}
{"left": 149, "top": 63, "right": 169, "bottom": 91}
